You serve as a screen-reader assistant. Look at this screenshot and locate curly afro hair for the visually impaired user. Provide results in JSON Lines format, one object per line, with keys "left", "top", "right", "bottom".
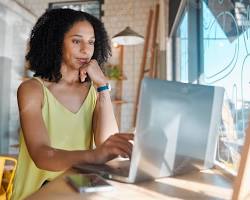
{"left": 26, "top": 8, "right": 111, "bottom": 82}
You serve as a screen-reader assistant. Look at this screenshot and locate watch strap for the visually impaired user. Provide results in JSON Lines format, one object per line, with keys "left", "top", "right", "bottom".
{"left": 97, "top": 83, "right": 111, "bottom": 92}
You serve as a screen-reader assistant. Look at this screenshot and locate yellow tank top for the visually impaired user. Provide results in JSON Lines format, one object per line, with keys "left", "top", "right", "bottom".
{"left": 12, "top": 77, "right": 97, "bottom": 200}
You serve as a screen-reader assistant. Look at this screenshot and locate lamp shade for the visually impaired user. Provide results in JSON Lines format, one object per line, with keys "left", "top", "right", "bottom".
{"left": 111, "top": 26, "right": 144, "bottom": 45}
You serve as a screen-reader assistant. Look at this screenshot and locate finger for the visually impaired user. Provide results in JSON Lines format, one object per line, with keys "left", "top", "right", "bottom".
{"left": 79, "top": 69, "right": 87, "bottom": 82}
{"left": 80, "top": 75, "right": 87, "bottom": 83}
{"left": 106, "top": 137, "right": 133, "bottom": 156}
{"left": 81, "top": 70, "right": 87, "bottom": 77}
{"left": 110, "top": 136, "right": 133, "bottom": 150}
{"left": 109, "top": 140, "right": 133, "bottom": 157}
{"left": 85, "top": 59, "right": 98, "bottom": 71}
{"left": 89, "top": 59, "right": 98, "bottom": 65}
{"left": 111, "top": 135, "right": 134, "bottom": 153}
{"left": 113, "top": 133, "right": 134, "bottom": 141}
{"left": 109, "top": 146, "right": 131, "bottom": 158}
{"left": 109, "top": 142, "right": 133, "bottom": 157}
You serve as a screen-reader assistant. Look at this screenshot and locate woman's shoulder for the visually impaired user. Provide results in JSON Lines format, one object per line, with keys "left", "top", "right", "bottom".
{"left": 17, "top": 78, "right": 44, "bottom": 100}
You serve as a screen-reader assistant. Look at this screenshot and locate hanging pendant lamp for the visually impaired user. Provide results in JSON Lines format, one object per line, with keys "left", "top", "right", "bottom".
{"left": 111, "top": 26, "right": 144, "bottom": 46}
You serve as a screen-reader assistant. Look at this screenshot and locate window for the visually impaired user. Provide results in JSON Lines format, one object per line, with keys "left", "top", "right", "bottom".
{"left": 174, "top": 9, "right": 188, "bottom": 82}
{"left": 48, "top": 0, "right": 101, "bottom": 19}
{"left": 172, "top": 0, "right": 250, "bottom": 174}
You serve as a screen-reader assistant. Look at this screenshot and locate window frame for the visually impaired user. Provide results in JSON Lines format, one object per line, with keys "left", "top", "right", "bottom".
{"left": 48, "top": 0, "right": 102, "bottom": 19}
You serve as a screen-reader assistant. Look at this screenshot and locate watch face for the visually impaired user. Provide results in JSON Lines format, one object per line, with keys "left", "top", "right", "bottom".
{"left": 107, "top": 83, "right": 111, "bottom": 91}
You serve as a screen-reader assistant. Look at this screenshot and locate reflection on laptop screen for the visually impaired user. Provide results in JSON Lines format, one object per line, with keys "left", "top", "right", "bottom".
{"left": 132, "top": 77, "right": 224, "bottom": 178}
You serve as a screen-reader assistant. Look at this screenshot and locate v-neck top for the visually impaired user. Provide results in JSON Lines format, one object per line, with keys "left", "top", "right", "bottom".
{"left": 12, "top": 77, "right": 97, "bottom": 200}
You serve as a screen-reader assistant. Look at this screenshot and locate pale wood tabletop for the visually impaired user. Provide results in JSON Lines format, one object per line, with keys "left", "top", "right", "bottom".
{"left": 25, "top": 167, "right": 233, "bottom": 200}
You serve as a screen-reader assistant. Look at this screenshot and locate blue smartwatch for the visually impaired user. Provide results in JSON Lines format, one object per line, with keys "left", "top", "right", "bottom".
{"left": 97, "top": 83, "right": 111, "bottom": 92}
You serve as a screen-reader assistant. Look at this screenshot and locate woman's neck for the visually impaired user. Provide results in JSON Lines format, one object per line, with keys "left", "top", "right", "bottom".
{"left": 60, "top": 64, "right": 80, "bottom": 84}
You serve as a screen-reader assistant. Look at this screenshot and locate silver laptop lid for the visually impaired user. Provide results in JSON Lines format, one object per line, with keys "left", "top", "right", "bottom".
{"left": 129, "top": 78, "right": 224, "bottom": 181}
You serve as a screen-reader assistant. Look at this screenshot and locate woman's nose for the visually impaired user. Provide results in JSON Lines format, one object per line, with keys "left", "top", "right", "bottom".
{"left": 80, "top": 42, "right": 90, "bottom": 54}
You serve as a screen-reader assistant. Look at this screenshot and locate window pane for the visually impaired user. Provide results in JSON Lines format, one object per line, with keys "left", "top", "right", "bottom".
{"left": 175, "top": 10, "right": 188, "bottom": 82}
{"left": 201, "top": 0, "right": 250, "bottom": 174}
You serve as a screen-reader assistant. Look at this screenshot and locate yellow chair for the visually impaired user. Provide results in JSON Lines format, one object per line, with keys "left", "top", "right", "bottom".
{"left": 0, "top": 157, "right": 17, "bottom": 200}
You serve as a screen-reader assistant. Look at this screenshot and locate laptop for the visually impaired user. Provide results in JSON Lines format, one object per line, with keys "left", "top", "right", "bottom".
{"left": 74, "top": 77, "right": 225, "bottom": 183}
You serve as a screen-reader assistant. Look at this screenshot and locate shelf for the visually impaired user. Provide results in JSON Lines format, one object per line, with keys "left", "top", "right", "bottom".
{"left": 112, "top": 99, "right": 127, "bottom": 104}
{"left": 10, "top": 143, "right": 19, "bottom": 148}
{"left": 108, "top": 75, "right": 127, "bottom": 81}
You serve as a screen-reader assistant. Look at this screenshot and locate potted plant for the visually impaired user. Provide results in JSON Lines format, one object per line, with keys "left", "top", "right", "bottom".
{"left": 104, "top": 64, "right": 122, "bottom": 99}
{"left": 105, "top": 64, "right": 122, "bottom": 80}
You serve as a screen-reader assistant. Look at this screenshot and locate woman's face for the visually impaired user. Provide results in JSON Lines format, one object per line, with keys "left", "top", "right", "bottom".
{"left": 62, "top": 20, "right": 95, "bottom": 70}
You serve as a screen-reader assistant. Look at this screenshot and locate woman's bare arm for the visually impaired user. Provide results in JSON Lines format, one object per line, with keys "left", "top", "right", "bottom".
{"left": 79, "top": 59, "right": 119, "bottom": 146}
{"left": 92, "top": 90, "right": 119, "bottom": 146}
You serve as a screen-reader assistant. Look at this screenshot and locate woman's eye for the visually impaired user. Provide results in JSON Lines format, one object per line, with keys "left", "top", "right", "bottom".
{"left": 72, "top": 39, "right": 81, "bottom": 44}
{"left": 89, "top": 41, "right": 95, "bottom": 45}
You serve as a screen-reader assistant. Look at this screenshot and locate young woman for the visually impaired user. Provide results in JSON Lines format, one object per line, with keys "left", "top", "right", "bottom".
{"left": 12, "top": 8, "right": 133, "bottom": 200}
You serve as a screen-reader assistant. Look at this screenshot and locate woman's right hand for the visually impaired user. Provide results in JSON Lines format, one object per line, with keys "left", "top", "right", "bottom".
{"left": 79, "top": 59, "right": 107, "bottom": 87}
{"left": 93, "top": 133, "right": 134, "bottom": 164}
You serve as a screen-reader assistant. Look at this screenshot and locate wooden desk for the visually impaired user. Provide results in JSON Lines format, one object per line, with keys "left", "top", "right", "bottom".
{"left": 26, "top": 168, "right": 233, "bottom": 200}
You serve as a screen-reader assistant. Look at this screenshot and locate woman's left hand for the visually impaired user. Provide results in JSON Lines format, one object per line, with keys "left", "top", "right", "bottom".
{"left": 79, "top": 59, "right": 107, "bottom": 87}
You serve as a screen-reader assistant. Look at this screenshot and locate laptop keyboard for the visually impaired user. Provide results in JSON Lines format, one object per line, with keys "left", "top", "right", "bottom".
{"left": 74, "top": 160, "right": 130, "bottom": 177}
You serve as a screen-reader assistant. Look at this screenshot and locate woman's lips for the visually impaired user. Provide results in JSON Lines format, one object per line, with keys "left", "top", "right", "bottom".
{"left": 77, "top": 58, "right": 88, "bottom": 65}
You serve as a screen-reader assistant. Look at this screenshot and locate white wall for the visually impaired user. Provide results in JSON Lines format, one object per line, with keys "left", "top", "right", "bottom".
{"left": 0, "top": 0, "right": 36, "bottom": 153}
